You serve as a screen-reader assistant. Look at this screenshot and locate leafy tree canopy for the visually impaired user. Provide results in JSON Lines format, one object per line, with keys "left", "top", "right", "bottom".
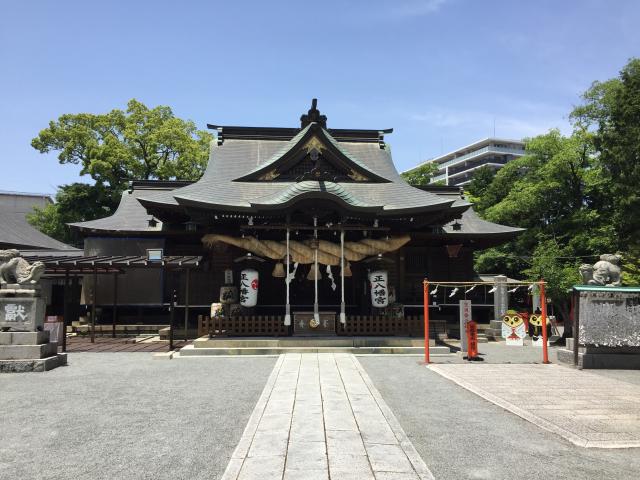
{"left": 472, "top": 58, "right": 640, "bottom": 319}
{"left": 27, "top": 183, "right": 118, "bottom": 245}
{"left": 465, "top": 165, "right": 496, "bottom": 204}
{"left": 32, "top": 99, "right": 213, "bottom": 191}
{"left": 474, "top": 129, "right": 615, "bottom": 319}
{"left": 401, "top": 162, "right": 440, "bottom": 186}
{"left": 28, "top": 99, "right": 213, "bottom": 244}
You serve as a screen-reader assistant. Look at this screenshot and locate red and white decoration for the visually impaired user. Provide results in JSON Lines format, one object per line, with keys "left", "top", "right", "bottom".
{"left": 240, "top": 268, "right": 259, "bottom": 307}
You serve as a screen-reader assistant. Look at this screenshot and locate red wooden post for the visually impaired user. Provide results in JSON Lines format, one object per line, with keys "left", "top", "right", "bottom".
{"left": 539, "top": 280, "right": 550, "bottom": 364}
{"left": 466, "top": 321, "right": 478, "bottom": 359}
{"left": 423, "top": 279, "right": 430, "bottom": 364}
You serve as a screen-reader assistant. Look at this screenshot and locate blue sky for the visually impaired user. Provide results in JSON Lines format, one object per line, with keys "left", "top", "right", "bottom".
{"left": 1, "top": 0, "right": 639, "bottom": 194}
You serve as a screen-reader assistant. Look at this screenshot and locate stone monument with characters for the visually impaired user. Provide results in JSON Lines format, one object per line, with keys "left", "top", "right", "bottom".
{"left": 0, "top": 250, "right": 67, "bottom": 372}
{"left": 557, "top": 254, "right": 640, "bottom": 369}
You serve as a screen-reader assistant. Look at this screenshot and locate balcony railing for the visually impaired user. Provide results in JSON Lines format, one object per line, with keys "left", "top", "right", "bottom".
{"left": 436, "top": 145, "right": 524, "bottom": 170}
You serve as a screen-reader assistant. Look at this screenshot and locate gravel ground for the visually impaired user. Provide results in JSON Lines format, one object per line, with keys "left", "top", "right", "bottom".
{"left": 360, "top": 356, "right": 640, "bottom": 480}
{"left": 0, "top": 353, "right": 276, "bottom": 480}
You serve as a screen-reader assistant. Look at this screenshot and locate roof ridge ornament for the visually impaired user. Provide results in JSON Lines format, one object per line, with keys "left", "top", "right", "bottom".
{"left": 300, "top": 98, "right": 327, "bottom": 129}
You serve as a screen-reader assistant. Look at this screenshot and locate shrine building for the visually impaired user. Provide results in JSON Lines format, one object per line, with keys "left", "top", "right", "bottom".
{"left": 67, "top": 100, "right": 523, "bottom": 337}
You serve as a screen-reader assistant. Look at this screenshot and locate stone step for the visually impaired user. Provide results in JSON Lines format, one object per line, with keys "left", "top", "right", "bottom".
{"left": 0, "top": 342, "right": 58, "bottom": 360}
{"left": 177, "top": 344, "right": 451, "bottom": 357}
{"left": 557, "top": 348, "right": 640, "bottom": 369}
{"left": 192, "top": 336, "right": 435, "bottom": 349}
{"left": 0, "top": 353, "right": 67, "bottom": 373}
{"left": 0, "top": 331, "right": 50, "bottom": 345}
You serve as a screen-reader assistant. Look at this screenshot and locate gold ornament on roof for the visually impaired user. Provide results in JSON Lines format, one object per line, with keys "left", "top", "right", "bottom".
{"left": 303, "top": 136, "right": 325, "bottom": 153}
{"left": 348, "top": 169, "right": 368, "bottom": 182}
{"left": 259, "top": 169, "right": 280, "bottom": 181}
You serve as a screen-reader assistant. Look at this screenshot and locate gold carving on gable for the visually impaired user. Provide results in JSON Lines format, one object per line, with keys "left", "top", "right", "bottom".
{"left": 259, "top": 169, "right": 280, "bottom": 181}
{"left": 303, "top": 136, "right": 325, "bottom": 153}
{"left": 348, "top": 169, "right": 369, "bottom": 182}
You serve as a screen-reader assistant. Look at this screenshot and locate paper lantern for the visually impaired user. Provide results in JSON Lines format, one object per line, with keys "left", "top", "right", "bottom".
{"left": 369, "top": 270, "right": 388, "bottom": 308}
{"left": 272, "top": 262, "right": 285, "bottom": 278}
{"left": 219, "top": 286, "right": 238, "bottom": 304}
{"left": 239, "top": 268, "right": 259, "bottom": 307}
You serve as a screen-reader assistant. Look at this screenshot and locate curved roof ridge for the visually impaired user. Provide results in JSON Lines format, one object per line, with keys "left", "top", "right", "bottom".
{"left": 250, "top": 180, "right": 379, "bottom": 209}
{"left": 69, "top": 190, "right": 162, "bottom": 232}
{"left": 234, "top": 124, "right": 313, "bottom": 180}
{"left": 233, "top": 124, "right": 391, "bottom": 183}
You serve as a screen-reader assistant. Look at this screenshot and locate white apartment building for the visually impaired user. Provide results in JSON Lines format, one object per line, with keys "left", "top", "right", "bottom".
{"left": 406, "top": 138, "right": 526, "bottom": 186}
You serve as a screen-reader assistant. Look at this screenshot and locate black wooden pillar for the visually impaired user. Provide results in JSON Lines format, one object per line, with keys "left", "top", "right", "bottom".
{"left": 168, "top": 268, "right": 175, "bottom": 350}
{"left": 184, "top": 269, "right": 190, "bottom": 341}
{"left": 573, "top": 288, "right": 580, "bottom": 368}
{"left": 91, "top": 268, "right": 97, "bottom": 343}
{"left": 62, "top": 271, "right": 70, "bottom": 352}
{"left": 112, "top": 272, "right": 118, "bottom": 338}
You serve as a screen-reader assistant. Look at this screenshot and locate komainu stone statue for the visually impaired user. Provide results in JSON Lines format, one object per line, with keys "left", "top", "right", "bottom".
{"left": 0, "top": 250, "right": 45, "bottom": 285}
{"left": 579, "top": 254, "right": 622, "bottom": 287}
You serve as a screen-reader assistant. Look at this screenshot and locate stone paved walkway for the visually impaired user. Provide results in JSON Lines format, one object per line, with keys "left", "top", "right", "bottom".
{"left": 429, "top": 363, "right": 640, "bottom": 448}
{"left": 222, "top": 353, "right": 433, "bottom": 480}
{"left": 60, "top": 337, "right": 189, "bottom": 352}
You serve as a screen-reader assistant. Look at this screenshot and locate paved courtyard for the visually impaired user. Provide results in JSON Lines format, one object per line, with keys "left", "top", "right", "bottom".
{"left": 222, "top": 353, "right": 432, "bottom": 480}
{"left": 361, "top": 356, "right": 640, "bottom": 480}
{"left": 429, "top": 363, "right": 640, "bottom": 448}
{"left": 0, "top": 353, "right": 276, "bottom": 480}
{"left": 61, "top": 336, "right": 189, "bottom": 352}
{"left": 3, "top": 350, "right": 640, "bottom": 480}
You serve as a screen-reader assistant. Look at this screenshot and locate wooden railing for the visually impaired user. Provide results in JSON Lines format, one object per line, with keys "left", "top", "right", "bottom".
{"left": 198, "top": 314, "right": 448, "bottom": 338}
{"left": 198, "top": 315, "right": 288, "bottom": 337}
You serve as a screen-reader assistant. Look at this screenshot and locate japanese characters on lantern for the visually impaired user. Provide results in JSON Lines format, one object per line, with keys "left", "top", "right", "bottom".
{"left": 369, "top": 270, "right": 388, "bottom": 308}
{"left": 239, "top": 268, "right": 259, "bottom": 307}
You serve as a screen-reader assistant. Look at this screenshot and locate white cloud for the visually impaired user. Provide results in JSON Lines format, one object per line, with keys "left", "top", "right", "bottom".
{"left": 410, "top": 105, "right": 570, "bottom": 140}
{"left": 388, "top": 0, "right": 450, "bottom": 18}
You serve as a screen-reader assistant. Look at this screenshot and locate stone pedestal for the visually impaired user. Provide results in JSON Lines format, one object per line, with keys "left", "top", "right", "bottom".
{"left": 558, "top": 287, "right": 640, "bottom": 369}
{"left": 485, "top": 275, "right": 508, "bottom": 340}
{"left": 0, "top": 290, "right": 45, "bottom": 331}
{"left": 557, "top": 338, "right": 640, "bottom": 369}
{"left": 0, "top": 330, "right": 67, "bottom": 372}
{"left": 486, "top": 319, "right": 505, "bottom": 341}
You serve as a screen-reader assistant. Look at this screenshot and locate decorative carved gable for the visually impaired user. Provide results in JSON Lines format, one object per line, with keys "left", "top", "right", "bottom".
{"left": 233, "top": 123, "right": 390, "bottom": 184}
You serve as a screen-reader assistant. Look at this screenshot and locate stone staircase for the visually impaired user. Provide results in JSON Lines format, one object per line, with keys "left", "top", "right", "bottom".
{"left": 175, "top": 336, "right": 452, "bottom": 357}
{"left": 0, "top": 331, "right": 67, "bottom": 372}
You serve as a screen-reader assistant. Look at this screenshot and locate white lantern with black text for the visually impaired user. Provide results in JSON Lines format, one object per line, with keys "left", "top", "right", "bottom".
{"left": 369, "top": 270, "right": 388, "bottom": 308}
{"left": 239, "top": 268, "right": 259, "bottom": 307}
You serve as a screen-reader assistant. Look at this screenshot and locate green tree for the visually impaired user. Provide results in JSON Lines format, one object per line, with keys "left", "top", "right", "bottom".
{"left": 571, "top": 58, "right": 640, "bottom": 248}
{"left": 32, "top": 99, "right": 213, "bottom": 191}
{"left": 401, "top": 162, "right": 440, "bottom": 185}
{"left": 465, "top": 165, "right": 496, "bottom": 205}
{"left": 474, "top": 129, "right": 616, "bottom": 320}
{"left": 27, "top": 183, "right": 118, "bottom": 245}
{"left": 29, "top": 99, "right": 213, "bottom": 243}
{"left": 471, "top": 58, "right": 640, "bottom": 321}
